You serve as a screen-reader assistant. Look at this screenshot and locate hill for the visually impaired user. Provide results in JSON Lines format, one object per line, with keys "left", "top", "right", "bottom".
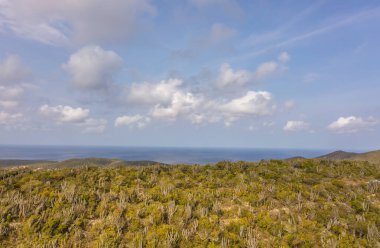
{"left": 318, "top": 149, "right": 380, "bottom": 163}
{"left": 317, "top": 150, "right": 358, "bottom": 160}
{"left": 350, "top": 150, "right": 380, "bottom": 163}
{"left": 0, "top": 159, "right": 379, "bottom": 247}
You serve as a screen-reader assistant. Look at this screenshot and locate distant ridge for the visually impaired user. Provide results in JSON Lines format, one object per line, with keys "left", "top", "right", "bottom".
{"left": 317, "top": 150, "right": 380, "bottom": 163}
{"left": 317, "top": 150, "right": 359, "bottom": 160}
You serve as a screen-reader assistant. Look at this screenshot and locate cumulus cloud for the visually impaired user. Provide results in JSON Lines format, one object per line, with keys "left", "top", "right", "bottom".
{"left": 115, "top": 114, "right": 150, "bottom": 128}
{"left": 221, "top": 91, "right": 275, "bottom": 117}
{"left": 39, "top": 104, "right": 107, "bottom": 132}
{"left": 283, "top": 120, "right": 310, "bottom": 131}
{"left": 125, "top": 77, "right": 205, "bottom": 122}
{"left": 124, "top": 72, "right": 278, "bottom": 126}
{"left": 63, "top": 45, "right": 123, "bottom": 90}
{"left": 0, "top": 0, "right": 155, "bottom": 46}
{"left": 217, "top": 63, "right": 251, "bottom": 88}
{"left": 151, "top": 92, "right": 203, "bottom": 120}
{"left": 39, "top": 105, "right": 89, "bottom": 123}
{"left": 62, "top": 51, "right": 288, "bottom": 129}
{"left": 128, "top": 79, "right": 183, "bottom": 105}
{"left": 216, "top": 52, "right": 289, "bottom": 89}
{"left": 328, "top": 116, "right": 378, "bottom": 133}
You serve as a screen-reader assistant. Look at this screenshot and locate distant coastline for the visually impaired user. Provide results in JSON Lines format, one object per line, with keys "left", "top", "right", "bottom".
{"left": 0, "top": 147, "right": 379, "bottom": 168}
{"left": 0, "top": 145, "right": 331, "bottom": 165}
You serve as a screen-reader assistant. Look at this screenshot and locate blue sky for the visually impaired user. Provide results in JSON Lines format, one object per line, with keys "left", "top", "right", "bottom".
{"left": 0, "top": 0, "right": 379, "bottom": 150}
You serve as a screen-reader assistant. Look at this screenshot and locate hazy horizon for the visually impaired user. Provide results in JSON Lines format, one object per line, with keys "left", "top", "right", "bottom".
{"left": 1, "top": 0, "right": 380, "bottom": 149}
{"left": 0, "top": 143, "right": 371, "bottom": 153}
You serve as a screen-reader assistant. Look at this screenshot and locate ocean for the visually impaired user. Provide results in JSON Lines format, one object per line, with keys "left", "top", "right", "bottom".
{"left": 0, "top": 145, "right": 330, "bottom": 164}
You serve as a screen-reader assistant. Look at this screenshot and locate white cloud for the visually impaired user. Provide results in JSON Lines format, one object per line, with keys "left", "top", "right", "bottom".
{"left": 151, "top": 92, "right": 203, "bottom": 120}
{"left": 0, "top": 0, "right": 155, "bottom": 46}
{"left": 128, "top": 78, "right": 183, "bottom": 105}
{"left": 39, "top": 105, "right": 89, "bottom": 123}
{"left": 120, "top": 62, "right": 281, "bottom": 126}
{"left": 63, "top": 45, "right": 123, "bottom": 90}
{"left": 125, "top": 76, "right": 278, "bottom": 126}
{"left": 283, "top": 120, "right": 310, "bottom": 131}
{"left": 254, "top": 61, "right": 279, "bottom": 81}
{"left": 328, "top": 116, "right": 378, "bottom": 133}
{"left": 126, "top": 78, "right": 205, "bottom": 122}
{"left": 115, "top": 114, "right": 150, "bottom": 128}
{"left": 217, "top": 63, "right": 251, "bottom": 88}
{"left": 39, "top": 104, "right": 107, "bottom": 132}
{"left": 221, "top": 91, "right": 275, "bottom": 117}
{"left": 216, "top": 53, "right": 288, "bottom": 89}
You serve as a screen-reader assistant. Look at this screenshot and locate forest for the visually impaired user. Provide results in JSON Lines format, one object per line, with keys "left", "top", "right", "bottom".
{"left": 0, "top": 159, "right": 379, "bottom": 247}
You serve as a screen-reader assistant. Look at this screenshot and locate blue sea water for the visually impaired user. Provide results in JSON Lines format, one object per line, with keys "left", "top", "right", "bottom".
{"left": 0, "top": 145, "right": 330, "bottom": 164}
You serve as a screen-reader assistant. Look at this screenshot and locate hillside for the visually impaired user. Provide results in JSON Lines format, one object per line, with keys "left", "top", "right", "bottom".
{"left": 0, "top": 159, "right": 379, "bottom": 247}
{"left": 350, "top": 150, "right": 380, "bottom": 163}
{"left": 318, "top": 149, "right": 380, "bottom": 163}
{"left": 317, "top": 150, "right": 359, "bottom": 160}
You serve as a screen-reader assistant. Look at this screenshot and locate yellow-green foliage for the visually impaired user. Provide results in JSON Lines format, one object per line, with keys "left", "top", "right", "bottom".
{"left": 0, "top": 160, "right": 379, "bottom": 247}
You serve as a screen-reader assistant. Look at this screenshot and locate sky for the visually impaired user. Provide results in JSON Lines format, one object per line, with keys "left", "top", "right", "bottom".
{"left": 0, "top": 0, "right": 380, "bottom": 150}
